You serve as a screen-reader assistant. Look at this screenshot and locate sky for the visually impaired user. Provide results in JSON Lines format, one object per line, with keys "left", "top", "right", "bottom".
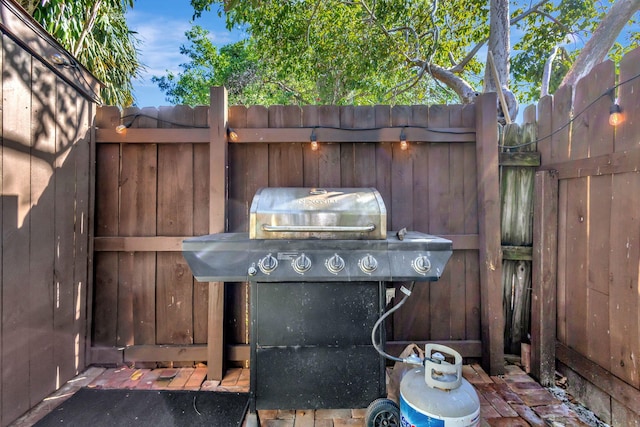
{"left": 126, "top": 0, "right": 244, "bottom": 108}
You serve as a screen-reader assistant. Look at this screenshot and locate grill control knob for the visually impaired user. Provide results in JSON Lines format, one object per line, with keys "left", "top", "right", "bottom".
{"left": 359, "top": 254, "right": 378, "bottom": 274}
{"left": 292, "top": 253, "right": 312, "bottom": 274}
{"left": 258, "top": 253, "right": 278, "bottom": 274}
{"left": 325, "top": 254, "right": 345, "bottom": 274}
{"left": 412, "top": 255, "right": 431, "bottom": 275}
{"left": 248, "top": 263, "right": 258, "bottom": 276}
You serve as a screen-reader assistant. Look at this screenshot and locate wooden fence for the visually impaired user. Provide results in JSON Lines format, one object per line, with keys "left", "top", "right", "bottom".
{"left": 92, "top": 88, "right": 504, "bottom": 380}
{"left": 532, "top": 47, "right": 640, "bottom": 424}
{"left": 0, "top": 1, "right": 101, "bottom": 425}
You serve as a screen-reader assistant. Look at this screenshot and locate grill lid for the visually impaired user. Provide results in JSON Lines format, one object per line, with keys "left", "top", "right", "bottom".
{"left": 249, "top": 187, "right": 387, "bottom": 240}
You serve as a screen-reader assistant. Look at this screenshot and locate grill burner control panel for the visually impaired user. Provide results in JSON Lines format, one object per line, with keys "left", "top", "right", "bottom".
{"left": 183, "top": 231, "right": 452, "bottom": 283}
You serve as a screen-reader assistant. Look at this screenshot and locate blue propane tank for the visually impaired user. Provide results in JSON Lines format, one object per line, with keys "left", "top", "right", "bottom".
{"left": 399, "top": 344, "right": 480, "bottom": 427}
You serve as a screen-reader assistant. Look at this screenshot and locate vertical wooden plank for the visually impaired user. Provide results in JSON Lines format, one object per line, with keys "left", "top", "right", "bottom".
{"left": 462, "top": 104, "right": 481, "bottom": 341}
{"left": 616, "top": 46, "right": 640, "bottom": 152}
{"left": 609, "top": 45, "right": 640, "bottom": 387}
{"left": 556, "top": 178, "right": 568, "bottom": 344}
{"left": 390, "top": 105, "right": 413, "bottom": 231}
{"left": 193, "top": 105, "right": 210, "bottom": 345}
{"left": 301, "top": 106, "right": 320, "bottom": 187}
{"left": 117, "top": 107, "right": 140, "bottom": 348}
{"left": 226, "top": 106, "right": 248, "bottom": 353}
{"left": 54, "top": 80, "right": 79, "bottom": 383}
{"left": 551, "top": 85, "right": 573, "bottom": 163}
{"left": 537, "top": 95, "right": 553, "bottom": 165}
{"left": 352, "top": 106, "right": 376, "bottom": 187}
{"left": 268, "top": 105, "right": 303, "bottom": 187}
{"left": 587, "top": 169, "right": 612, "bottom": 370}
{"left": 28, "top": 60, "right": 56, "bottom": 405}
{"left": 583, "top": 60, "right": 615, "bottom": 158}
{"left": 228, "top": 106, "right": 248, "bottom": 232}
{"left": 475, "top": 93, "right": 504, "bottom": 375}
{"left": 74, "top": 95, "right": 91, "bottom": 373}
{"left": 426, "top": 105, "right": 451, "bottom": 341}
{"left": 374, "top": 106, "right": 392, "bottom": 213}
{"left": 609, "top": 169, "right": 640, "bottom": 387}
{"left": 157, "top": 106, "right": 194, "bottom": 346}
{"left": 531, "top": 170, "right": 558, "bottom": 386}
{"left": 246, "top": 105, "right": 269, "bottom": 201}
{"left": 448, "top": 105, "right": 467, "bottom": 340}
{"left": 208, "top": 87, "right": 229, "bottom": 380}
{"left": 93, "top": 106, "right": 121, "bottom": 348}
{"left": 2, "top": 36, "right": 32, "bottom": 423}
{"left": 339, "top": 107, "right": 356, "bottom": 187}
{"left": 317, "top": 106, "right": 341, "bottom": 188}
{"left": 410, "top": 105, "right": 429, "bottom": 232}
{"left": 564, "top": 177, "right": 588, "bottom": 356}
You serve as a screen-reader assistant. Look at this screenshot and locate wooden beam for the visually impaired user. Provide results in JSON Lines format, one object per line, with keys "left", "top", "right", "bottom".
{"left": 91, "top": 344, "right": 249, "bottom": 365}
{"left": 207, "top": 87, "right": 228, "bottom": 381}
{"left": 95, "top": 126, "right": 475, "bottom": 144}
{"left": 475, "top": 93, "right": 505, "bottom": 375}
{"left": 499, "top": 151, "right": 541, "bottom": 167}
{"left": 502, "top": 245, "right": 533, "bottom": 261}
{"left": 124, "top": 345, "right": 207, "bottom": 363}
{"left": 234, "top": 126, "right": 475, "bottom": 143}
{"left": 531, "top": 170, "right": 559, "bottom": 386}
{"left": 90, "top": 346, "right": 124, "bottom": 365}
{"left": 94, "top": 236, "right": 184, "bottom": 252}
{"left": 556, "top": 343, "right": 640, "bottom": 415}
{"left": 96, "top": 128, "right": 209, "bottom": 144}
{"left": 539, "top": 148, "right": 640, "bottom": 180}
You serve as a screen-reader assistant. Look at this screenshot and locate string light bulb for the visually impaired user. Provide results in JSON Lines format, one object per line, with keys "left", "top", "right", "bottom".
{"left": 607, "top": 88, "right": 624, "bottom": 127}
{"left": 227, "top": 127, "right": 239, "bottom": 142}
{"left": 115, "top": 123, "right": 129, "bottom": 134}
{"left": 50, "top": 52, "right": 71, "bottom": 67}
{"left": 399, "top": 128, "right": 408, "bottom": 150}
{"left": 609, "top": 103, "right": 623, "bottom": 126}
{"left": 310, "top": 128, "right": 319, "bottom": 151}
{"left": 115, "top": 114, "right": 140, "bottom": 134}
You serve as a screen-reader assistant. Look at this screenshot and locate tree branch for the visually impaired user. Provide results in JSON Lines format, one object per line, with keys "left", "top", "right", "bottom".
{"left": 73, "top": 0, "right": 102, "bottom": 57}
{"left": 562, "top": 0, "right": 640, "bottom": 88}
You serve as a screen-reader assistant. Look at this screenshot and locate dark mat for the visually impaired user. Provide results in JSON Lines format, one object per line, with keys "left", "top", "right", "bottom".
{"left": 34, "top": 388, "right": 249, "bottom": 427}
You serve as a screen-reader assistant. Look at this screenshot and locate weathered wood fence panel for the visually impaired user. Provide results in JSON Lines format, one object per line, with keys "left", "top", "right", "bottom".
{"left": 93, "top": 94, "right": 504, "bottom": 377}
{"left": 0, "top": 1, "right": 100, "bottom": 424}
{"left": 226, "top": 103, "right": 483, "bottom": 350}
{"left": 534, "top": 46, "right": 640, "bottom": 423}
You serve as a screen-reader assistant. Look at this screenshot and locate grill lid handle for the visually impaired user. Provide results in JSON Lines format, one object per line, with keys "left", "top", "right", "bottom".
{"left": 261, "top": 224, "right": 376, "bottom": 233}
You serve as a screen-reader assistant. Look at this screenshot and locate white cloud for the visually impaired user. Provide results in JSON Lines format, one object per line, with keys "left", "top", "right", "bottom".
{"left": 126, "top": 6, "right": 245, "bottom": 106}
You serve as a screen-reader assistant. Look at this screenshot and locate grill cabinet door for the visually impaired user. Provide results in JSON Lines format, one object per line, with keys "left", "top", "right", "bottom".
{"left": 251, "top": 281, "right": 385, "bottom": 410}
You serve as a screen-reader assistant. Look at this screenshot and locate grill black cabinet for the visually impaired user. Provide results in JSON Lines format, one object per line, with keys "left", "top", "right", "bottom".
{"left": 252, "top": 281, "right": 385, "bottom": 410}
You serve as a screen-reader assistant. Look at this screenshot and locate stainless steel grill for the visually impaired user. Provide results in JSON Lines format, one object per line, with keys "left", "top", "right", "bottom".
{"left": 184, "top": 187, "right": 451, "bottom": 283}
{"left": 182, "top": 187, "right": 453, "bottom": 422}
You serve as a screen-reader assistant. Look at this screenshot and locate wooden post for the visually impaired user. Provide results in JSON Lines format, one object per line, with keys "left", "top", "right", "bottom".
{"left": 531, "top": 170, "right": 558, "bottom": 386}
{"left": 475, "top": 93, "right": 504, "bottom": 375}
{"left": 208, "top": 87, "right": 229, "bottom": 380}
